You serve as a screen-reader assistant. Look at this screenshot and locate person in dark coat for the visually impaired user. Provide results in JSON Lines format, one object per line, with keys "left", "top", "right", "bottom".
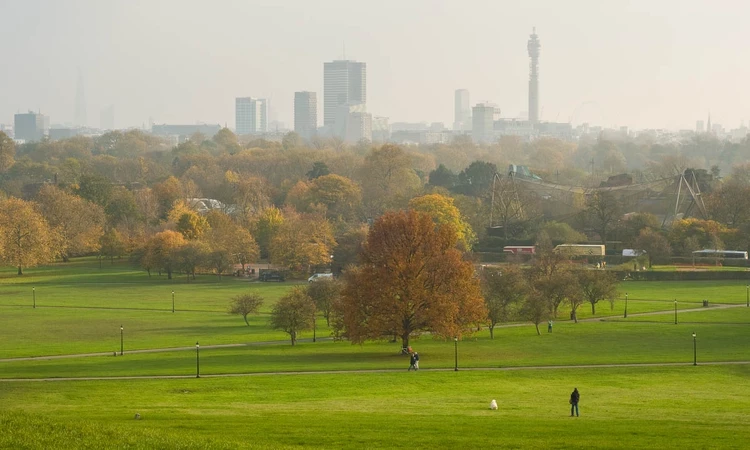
{"left": 408, "top": 352, "right": 417, "bottom": 371}
{"left": 413, "top": 352, "right": 419, "bottom": 370}
{"left": 570, "top": 388, "right": 580, "bottom": 417}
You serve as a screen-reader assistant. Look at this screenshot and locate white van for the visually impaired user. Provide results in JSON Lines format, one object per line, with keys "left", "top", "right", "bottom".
{"left": 307, "top": 273, "right": 334, "bottom": 282}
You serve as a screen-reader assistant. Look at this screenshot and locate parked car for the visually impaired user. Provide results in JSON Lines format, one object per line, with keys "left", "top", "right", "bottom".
{"left": 307, "top": 273, "right": 334, "bottom": 282}
{"left": 259, "top": 271, "right": 286, "bottom": 282}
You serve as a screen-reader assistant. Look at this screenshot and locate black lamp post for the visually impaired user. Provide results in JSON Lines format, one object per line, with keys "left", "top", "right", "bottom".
{"left": 196, "top": 342, "right": 200, "bottom": 378}
{"left": 746, "top": 285, "right": 748, "bottom": 308}
{"left": 172, "top": 290, "right": 175, "bottom": 313}
{"left": 692, "top": 332, "right": 697, "bottom": 366}
{"left": 674, "top": 300, "right": 677, "bottom": 325}
{"left": 312, "top": 312, "right": 316, "bottom": 343}
{"left": 454, "top": 337, "right": 458, "bottom": 371}
{"left": 120, "top": 325, "right": 124, "bottom": 356}
{"left": 32, "top": 287, "right": 36, "bottom": 309}
{"left": 624, "top": 292, "right": 628, "bottom": 318}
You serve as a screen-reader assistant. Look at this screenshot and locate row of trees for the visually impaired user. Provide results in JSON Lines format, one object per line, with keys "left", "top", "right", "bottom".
{"left": 228, "top": 211, "right": 619, "bottom": 347}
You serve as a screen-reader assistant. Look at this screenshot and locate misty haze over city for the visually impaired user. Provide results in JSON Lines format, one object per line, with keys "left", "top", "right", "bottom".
{"left": 2, "top": 0, "right": 749, "bottom": 132}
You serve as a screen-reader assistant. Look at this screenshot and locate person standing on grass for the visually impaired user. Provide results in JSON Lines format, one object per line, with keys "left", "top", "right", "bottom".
{"left": 413, "top": 352, "right": 420, "bottom": 370}
{"left": 548, "top": 320, "right": 553, "bottom": 333}
{"left": 570, "top": 388, "right": 580, "bottom": 417}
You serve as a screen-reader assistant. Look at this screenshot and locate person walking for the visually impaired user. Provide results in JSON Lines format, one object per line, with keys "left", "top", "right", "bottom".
{"left": 408, "top": 352, "right": 417, "bottom": 371}
{"left": 413, "top": 352, "right": 420, "bottom": 370}
{"left": 570, "top": 388, "right": 580, "bottom": 417}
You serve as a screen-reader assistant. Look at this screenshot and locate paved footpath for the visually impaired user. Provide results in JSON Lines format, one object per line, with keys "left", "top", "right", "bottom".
{"left": 1, "top": 303, "right": 744, "bottom": 363}
{"left": 2, "top": 360, "right": 749, "bottom": 382}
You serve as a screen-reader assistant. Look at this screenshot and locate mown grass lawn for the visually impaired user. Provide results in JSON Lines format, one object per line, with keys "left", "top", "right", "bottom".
{"left": 2, "top": 366, "right": 750, "bottom": 449}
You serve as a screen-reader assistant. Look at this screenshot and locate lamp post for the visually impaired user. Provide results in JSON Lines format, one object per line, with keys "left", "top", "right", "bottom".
{"left": 196, "top": 342, "right": 200, "bottom": 378}
{"left": 624, "top": 292, "right": 628, "bottom": 318}
{"left": 454, "top": 337, "right": 458, "bottom": 371}
{"left": 692, "top": 332, "right": 697, "bottom": 366}
{"left": 312, "top": 312, "right": 316, "bottom": 343}
{"left": 120, "top": 325, "right": 124, "bottom": 356}
{"left": 32, "top": 287, "right": 36, "bottom": 309}
{"left": 674, "top": 300, "right": 677, "bottom": 325}
{"left": 746, "top": 285, "right": 748, "bottom": 308}
{"left": 172, "top": 290, "right": 175, "bottom": 313}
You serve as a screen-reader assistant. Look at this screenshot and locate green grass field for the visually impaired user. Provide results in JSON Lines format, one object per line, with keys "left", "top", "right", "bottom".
{"left": 2, "top": 259, "right": 750, "bottom": 448}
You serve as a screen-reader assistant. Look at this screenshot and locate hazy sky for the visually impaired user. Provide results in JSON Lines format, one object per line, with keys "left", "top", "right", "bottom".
{"left": 1, "top": 0, "right": 748, "bottom": 131}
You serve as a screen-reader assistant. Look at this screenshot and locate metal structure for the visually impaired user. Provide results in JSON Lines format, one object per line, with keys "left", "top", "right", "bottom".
{"left": 489, "top": 168, "right": 709, "bottom": 235}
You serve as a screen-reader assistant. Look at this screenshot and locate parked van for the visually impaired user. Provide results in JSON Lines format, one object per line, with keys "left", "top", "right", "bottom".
{"left": 307, "top": 273, "right": 334, "bottom": 282}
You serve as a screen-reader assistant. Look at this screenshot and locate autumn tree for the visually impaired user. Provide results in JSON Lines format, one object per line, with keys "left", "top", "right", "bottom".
{"left": 175, "top": 210, "right": 209, "bottom": 240}
{"left": 270, "top": 209, "right": 336, "bottom": 272}
{"left": 252, "top": 206, "right": 284, "bottom": 259}
{"left": 634, "top": 228, "right": 672, "bottom": 268}
{"left": 331, "top": 224, "right": 368, "bottom": 273}
{"left": 337, "top": 210, "right": 486, "bottom": 349}
{"left": 175, "top": 240, "right": 209, "bottom": 280}
{"left": 0, "top": 197, "right": 60, "bottom": 275}
{"left": 521, "top": 287, "right": 554, "bottom": 335}
{"left": 358, "top": 144, "right": 422, "bottom": 217}
{"left": 0, "top": 131, "right": 16, "bottom": 172}
{"left": 306, "top": 277, "right": 342, "bottom": 326}
{"left": 481, "top": 266, "right": 528, "bottom": 339}
{"left": 99, "top": 228, "right": 126, "bottom": 264}
{"left": 270, "top": 286, "right": 316, "bottom": 345}
{"left": 204, "top": 210, "right": 259, "bottom": 271}
{"left": 35, "top": 185, "right": 106, "bottom": 261}
{"left": 409, "top": 193, "right": 476, "bottom": 251}
{"left": 229, "top": 293, "right": 264, "bottom": 326}
{"left": 586, "top": 191, "right": 622, "bottom": 244}
{"left": 577, "top": 270, "right": 619, "bottom": 315}
{"left": 143, "top": 230, "right": 186, "bottom": 279}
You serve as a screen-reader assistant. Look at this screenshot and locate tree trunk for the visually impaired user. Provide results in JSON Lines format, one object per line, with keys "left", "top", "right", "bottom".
{"left": 243, "top": 314, "right": 249, "bottom": 326}
{"left": 591, "top": 302, "right": 596, "bottom": 315}
{"left": 534, "top": 323, "right": 541, "bottom": 335}
{"left": 167, "top": 269, "right": 172, "bottom": 280}
{"left": 401, "top": 332, "right": 410, "bottom": 350}
{"left": 17, "top": 265, "right": 23, "bottom": 275}
{"left": 489, "top": 325, "right": 495, "bottom": 340}
{"left": 291, "top": 330, "right": 296, "bottom": 346}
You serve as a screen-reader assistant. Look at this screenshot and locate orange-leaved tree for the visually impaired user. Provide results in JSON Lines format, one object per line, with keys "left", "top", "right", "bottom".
{"left": 337, "top": 209, "right": 486, "bottom": 349}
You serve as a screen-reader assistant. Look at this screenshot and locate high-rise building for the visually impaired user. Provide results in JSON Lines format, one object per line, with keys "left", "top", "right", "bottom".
{"left": 323, "top": 60, "right": 366, "bottom": 129}
{"left": 527, "top": 28, "right": 541, "bottom": 124}
{"left": 75, "top": 70, "right": 87, "bottom": 127}
{"left": 696, "top": 120, "right": 705, "bottom": 133}
{"left": 454, "top": 89, "right": 471, "bottom": 131}
{"left": 294, "top": 91, "right": 317, "bottom": 140}
{"left": 14, "top": 111, "right": 48, "bottom": 142}
{"left": 472, "top": 103, "right": 498, "bottom": 143}
{"left": 235, "top": 97, "right": 268, "bottom": 135}
{"left": 100, "top": 105, "right": 115, "bottom": 130}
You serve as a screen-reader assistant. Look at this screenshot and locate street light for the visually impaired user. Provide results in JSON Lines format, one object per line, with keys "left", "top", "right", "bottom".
{"left": 454, "top": 337, "right": 458, "bottom": 371}
{"left": 120, "top": 325, "right": 124, "bottom": 356}
{"left": 692, "top": 332, "right": 697, "bottom": 366}
{"left": 172, "top": 290, "right": 175, "bottom": 313}
{"left": 674, "top": 300, "right": 678, "bottom": 325}
{"left": 624, "top": 292, "right": 628, "bottom": 318}
{"left": 746, "top": 285, "right": 748, "bottom": 308}
{"left": 196, "top": 342, "right": 200, "bottom": 378}
{"left": 32, "top": 287, "right": 36, "bottom": 309}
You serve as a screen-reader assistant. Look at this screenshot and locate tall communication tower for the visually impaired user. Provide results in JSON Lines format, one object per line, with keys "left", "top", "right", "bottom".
{"left": 527, "top": 28, "right": 541, "bottom": 124}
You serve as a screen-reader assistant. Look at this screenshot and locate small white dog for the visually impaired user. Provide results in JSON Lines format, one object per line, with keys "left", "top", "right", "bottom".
{"left": 489, "top": 399, "right": 498, "bottom": 410}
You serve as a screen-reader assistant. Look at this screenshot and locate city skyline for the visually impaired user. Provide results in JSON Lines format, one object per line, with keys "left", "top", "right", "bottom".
{"left": 1, "top": 0, "right": 749, "bottom": 131}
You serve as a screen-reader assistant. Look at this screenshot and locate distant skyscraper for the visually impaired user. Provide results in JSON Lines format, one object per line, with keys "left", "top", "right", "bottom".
{"left": 323, "top": 60, "right": 366, "bottom": 128}
{"left": 454, "top": 89, "right": 471, "bottom": 131}
{"left": 696, "top": 120, "right": 705, "bottom": 133}
{"left": 294, "top": 91, "right": 317, "bottom": 140}
{"left": 235, "top": 97, "right": 268, "bottom": 135}
{"left": 75, "top": 70, "right": 87, "bottom": 127}
{"left": 100, "top": 105, "right": 115, "bottom": 130}
{"left": 14, "top": 111, "right": 48, "bottom": 142}
{"left": 472, "top": 103, "right": 498, "bottom": 143}
{"left": 527, "top": 28, "right": 541, "bottom": 124}
{"left": 707, "top": 113, "right": 712, "bottom": 135}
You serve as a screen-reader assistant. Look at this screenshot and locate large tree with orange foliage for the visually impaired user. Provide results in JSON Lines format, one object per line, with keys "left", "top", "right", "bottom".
{"left": 337, "top": 209, "right": 486, "bottom": 349}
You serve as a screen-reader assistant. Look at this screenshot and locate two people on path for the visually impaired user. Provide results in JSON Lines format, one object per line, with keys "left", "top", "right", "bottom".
{"left": 408, "top": 352, "right": 419, "bottom": 371}
{"left": 569, "top": 388, "right": 580, "bottom": 417}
